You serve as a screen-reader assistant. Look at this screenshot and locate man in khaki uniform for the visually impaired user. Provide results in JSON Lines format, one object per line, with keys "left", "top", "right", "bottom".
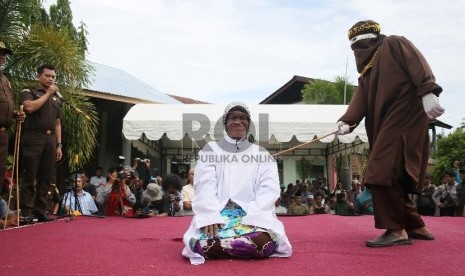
{"left": 20, "top": 64, "right": 62, "bottom": 222}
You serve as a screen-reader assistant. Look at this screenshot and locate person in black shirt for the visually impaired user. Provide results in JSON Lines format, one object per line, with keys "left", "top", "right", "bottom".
{"left": 415, "top": 174, "right": 437, "bottom": 216}
{"left": 157, "top": 173, "right": 182, "bottom": 216}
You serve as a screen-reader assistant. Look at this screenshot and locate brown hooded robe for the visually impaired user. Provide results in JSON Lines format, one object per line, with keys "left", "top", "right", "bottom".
{"left": 339, "top": 35, "right": 442, "bottom": 192}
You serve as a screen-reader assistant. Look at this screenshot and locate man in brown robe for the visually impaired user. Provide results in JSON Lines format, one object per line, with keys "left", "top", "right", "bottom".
{"left": 0, "top": 41, "right": 26, "bottom": 198}
{"left": 337, "top": 20, "right": 444, "bottom": 247}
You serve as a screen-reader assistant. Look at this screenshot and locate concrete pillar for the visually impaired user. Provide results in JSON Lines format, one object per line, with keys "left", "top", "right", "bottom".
{"left": 340, "top": 154, "right": 352, "bottom": 191}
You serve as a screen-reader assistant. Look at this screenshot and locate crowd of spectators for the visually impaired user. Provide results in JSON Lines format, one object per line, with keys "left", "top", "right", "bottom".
{"left": 1, "top": 158, "right": 464, "bottom": 227}
{"left": 275, "top": 177, "right": 368, "bottom": 216}
{"left": 0, "top": 157, "right": 194, "bottom": 226}
{"left": 276, "top": 161, "right": 465, "bottom": 218}
{"left": 86, "top": 158, "right": 189, "bottom": 218}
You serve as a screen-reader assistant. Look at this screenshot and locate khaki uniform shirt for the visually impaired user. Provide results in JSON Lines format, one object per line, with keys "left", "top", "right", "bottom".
{"left": 0, "top": 72, "right": 14, "bottom": 128}
{"left": 20, "top": 86, "right": 61, "bottom": 131}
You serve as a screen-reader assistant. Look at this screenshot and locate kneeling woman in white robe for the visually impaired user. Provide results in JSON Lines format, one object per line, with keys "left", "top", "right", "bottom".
{"left": 182, "top": 101, "right": 292, "bottom": 265}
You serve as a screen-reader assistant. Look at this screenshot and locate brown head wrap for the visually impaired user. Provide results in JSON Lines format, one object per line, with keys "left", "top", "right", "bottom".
{"left": 348, "top": 20, "right": 381, "bottom": 40}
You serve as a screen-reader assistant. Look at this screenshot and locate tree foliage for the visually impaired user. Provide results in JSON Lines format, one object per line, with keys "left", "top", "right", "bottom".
{"left": 8, "top": 24, "right": 91, "bottom": 87}
{"left": 301, "top": 75, "right": 355, "bottom": 104}
{"left": 0, "top": 0, "right": 44, "bottom": 38}
{"left": 48, "top": 0, "right": 88, "bottom": 55}
{"left": 296, "top": 158, "right": 312, "bottom": 180}
{"left": 0, "top": 0, "right": 97, "bottom": 171}
{"left": 352, "top": 148, "right": 371, "bottom": 178}
{"left": 301, "top": 75, "right": 357, "bottom": 183}
{"left": 431, "top": 121, "right": 465, "bottom": 183}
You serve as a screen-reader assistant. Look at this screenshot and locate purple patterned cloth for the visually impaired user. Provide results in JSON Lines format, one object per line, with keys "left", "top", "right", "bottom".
{"left": 191, "top": 201, "right": 277, "bottom": 259}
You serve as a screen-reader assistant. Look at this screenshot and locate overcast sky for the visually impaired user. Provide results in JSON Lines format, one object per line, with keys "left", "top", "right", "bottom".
{"left": 45, "top": 0, "right": 465, "bottom": 131}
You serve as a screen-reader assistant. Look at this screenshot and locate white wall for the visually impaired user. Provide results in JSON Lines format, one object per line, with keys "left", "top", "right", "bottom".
{"left": 283, "top": 158, "right": 297, "bottom": 186}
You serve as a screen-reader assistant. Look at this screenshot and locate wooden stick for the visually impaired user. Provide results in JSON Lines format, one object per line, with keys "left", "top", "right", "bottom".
{"left": 272, "top": 131, "right": 336, "bottom": 157}
{"left": 272, "top": 124, "right": 356, "bottom": 157}
{"left": 4, "top": 106, "right": 23, "bottom": 229}
{"left": 15, "top": 109, "right": 22, "bottom": 227}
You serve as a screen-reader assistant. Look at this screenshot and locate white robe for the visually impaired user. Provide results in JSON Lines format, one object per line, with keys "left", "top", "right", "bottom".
{"left": 182, "top": 136, "right": 292, "bottom": 265}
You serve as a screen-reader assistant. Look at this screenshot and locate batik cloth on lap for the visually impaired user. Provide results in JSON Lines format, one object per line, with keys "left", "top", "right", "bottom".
{"left": 201, "top": 201, "right": 258, "bottom": 239}
{"left": 189, "top": 200, "right": 278, "bottom": 258}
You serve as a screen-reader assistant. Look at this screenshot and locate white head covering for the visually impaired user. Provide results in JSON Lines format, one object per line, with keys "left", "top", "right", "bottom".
{"left": 222, "top": 101, "right": 251, "bottom": 127}
{"left": 222, "top": 101, "right": 252, "bottom": 141}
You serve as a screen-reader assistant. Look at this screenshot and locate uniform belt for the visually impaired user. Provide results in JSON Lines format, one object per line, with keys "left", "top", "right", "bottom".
{"left": 25, "top": 129, "right": 54, "bottom": 135}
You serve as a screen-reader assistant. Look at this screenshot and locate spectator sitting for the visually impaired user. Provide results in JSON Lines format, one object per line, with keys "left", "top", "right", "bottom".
{"left": 306, "top": 194, "right": 314, "bottom": 209}
{"left": 80, "top": 171, "right": 96, "bottom": 202}
{"left": 61, "top": 176, "right": 98, "bottom": 216}
{"left": 132, "top": 158, "right": 153, "bottom": 190}
{"left": 305, "top": 179, "right": 313, "bottom": 192}
{"left": 312, "top": 182, "right": 327, "bottom": 202}
{"left": 283, "top": 183, "right": 294, "bottom": 199}
{"left": 327, "top": 193, "right": 337, "bottom": 214}
{"left": 433, "top": 169, "right": 458, "bottom": 217}
{"left": 89, "top": 166, "right": 106, "bottom": 187}
{"left": 288, "top": 195, "right": 296, "bottom": 208}
{"left": 274, "top": 197, "right": 287, "bottom": 215}
{"left": 130, "top": 177, "right": 145, "bottom": 213}
{"left": 95, "top": 167, "right": 117, "bottom": 216}
{"left": 456, "top": 167, "right": 465, "bottom": 217}
{"left": 310, "top": 194, "right": 330, "bottom": 214}
{"left": 453, "top": 160, "right": 463, "bottom": 184}
{"left": 46, "top": 184, "right": 62, "bottom": 216}
{"left": 280, "top": 195, "right": 290, "bottom": 209}
{"left": 331, "top": 180, "right": 343, "bottom": 195}
{"left": 335, "top": 191, "right": 354, "bottom": 216}
{"left": 413, "top": 173, "right": 437, "bottom": 216}
{"left": 347, "top": 180, "right": 362, "bottom": 205}
{"left": 355, "top": 187, "right": 373, "bottom": 215}
{"left": 157, "top": 173, "right": 183, "bottom": 216}
{"left": 287, "top": 192, "right": 309, "bottom": 215}
{"left": 320, "top": 178, "right": 330, "bottom": 196}
{"left": 1, "top": 198, "right": 20, "bottom": 227}
{"left": 300, "top": 184, "right": 311, "bottom": 204}
{"left": 142, "top": 181, "right": 164, "bottom": 214}
{"left": 106, "top": 172, "right": 136, "bottom": 217}
{"left": 181, "top": 168, "right": 195, "bottom": 215}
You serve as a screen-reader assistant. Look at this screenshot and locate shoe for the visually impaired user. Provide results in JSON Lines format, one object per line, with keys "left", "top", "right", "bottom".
{"left": 21, "top": 216, "right": 35, "bottom": 225}
{"left": 366, "top": 231, "right": 413, "bottom": 247}
{"left": 407, "top": 231, "right": 435, "bottom": 240}
{"left": 35, "top": 213, "right": 52, "bottom": 222}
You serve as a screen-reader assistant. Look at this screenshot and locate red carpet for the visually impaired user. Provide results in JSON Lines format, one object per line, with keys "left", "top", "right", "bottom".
{"left": 1, "top": 215, "right": 464, "bottom": 275}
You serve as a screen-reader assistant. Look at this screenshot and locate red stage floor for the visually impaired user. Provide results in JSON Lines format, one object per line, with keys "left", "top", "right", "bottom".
{"left": 0, "top": 215, "right": 464, "bottom": 275}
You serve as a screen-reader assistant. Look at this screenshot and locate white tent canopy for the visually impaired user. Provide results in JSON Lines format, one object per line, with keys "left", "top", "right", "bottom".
{"left": 123, "top": 104, "right": 368, "bottom": 148}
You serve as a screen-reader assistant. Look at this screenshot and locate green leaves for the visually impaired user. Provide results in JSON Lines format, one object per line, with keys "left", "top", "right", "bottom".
{"left": 9, "top": 24, "right": 92, "bottom": 87}
{"left": 0, "top": 0, "right": 43, "bottom": 39}
{"left": 59, "top": 88, "right": 99, "bottom": 171}
{"left": 432, "top": 126, "right": 465, "bottom": 182}
{"left": 301, "top": 76, "right": 355, "bottom": 105}
{"left": 1, "top": 0, "right": 97, "bottom": 171}
{"left": 296, "top": 158, "right": 312, "bottom": 180}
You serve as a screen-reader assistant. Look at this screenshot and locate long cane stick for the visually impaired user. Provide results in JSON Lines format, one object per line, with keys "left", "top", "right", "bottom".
{"left": 15, "top": 106, "right": 23, "bottom": 227}
{"left": 272, "top": 124, "right": 356, "bottom": 157}
{"left": 3, "top": 124, "right": 18, "bottom": 229}
{"left": 4, "top": 106, "right": 23, "bottom": 229}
